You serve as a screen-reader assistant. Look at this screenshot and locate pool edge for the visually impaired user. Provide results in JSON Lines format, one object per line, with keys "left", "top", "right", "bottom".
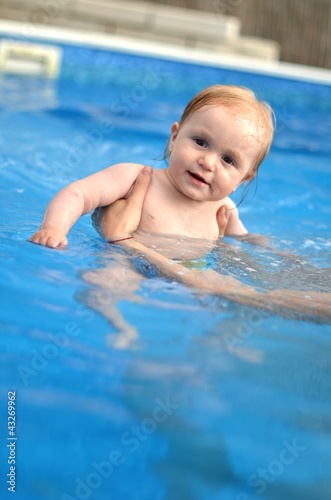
{"left": 0, "top": 19, "right": 331, "bottom": 86}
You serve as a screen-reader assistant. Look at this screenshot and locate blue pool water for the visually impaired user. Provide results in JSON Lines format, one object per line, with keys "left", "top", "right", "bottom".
{"left": 1, "top": 39, "right": 331, "bottom": 500}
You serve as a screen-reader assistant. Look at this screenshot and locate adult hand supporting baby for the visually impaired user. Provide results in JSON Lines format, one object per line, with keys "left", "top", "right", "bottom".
{"left": 216, "top": 206, "right": 229, "bottom": 237}
{"left": 99, "top": 165, "right": 153, "bottom": 241}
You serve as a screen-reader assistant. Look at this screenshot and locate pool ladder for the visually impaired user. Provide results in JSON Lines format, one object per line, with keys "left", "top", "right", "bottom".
{"left": 0, "top": 41, "right": 62, "bottom": 78}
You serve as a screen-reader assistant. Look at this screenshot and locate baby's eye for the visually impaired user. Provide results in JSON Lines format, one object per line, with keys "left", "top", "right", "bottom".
{"left": 222, "top": 155, "right": 235, "bottom": 166}
{"left": 194, "top": 138, "right": 207, "bottom": 148}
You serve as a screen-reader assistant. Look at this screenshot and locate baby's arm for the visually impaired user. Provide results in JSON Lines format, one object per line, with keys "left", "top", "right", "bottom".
{"left": 29, "top": 163, "right": 144, "bottom": 247}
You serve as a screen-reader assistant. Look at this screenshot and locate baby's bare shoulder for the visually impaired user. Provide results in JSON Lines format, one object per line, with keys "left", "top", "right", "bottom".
{"left": 217, "top": 196, "right": 236, "bottom": 210}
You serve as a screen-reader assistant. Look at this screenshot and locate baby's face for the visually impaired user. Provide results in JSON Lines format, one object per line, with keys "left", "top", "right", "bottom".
{"left": 166, "top": 105, "right": 261, "bottom": 202}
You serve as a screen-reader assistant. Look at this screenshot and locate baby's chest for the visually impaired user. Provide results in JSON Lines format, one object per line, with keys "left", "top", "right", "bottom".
{"left": 139, "top": 193, "right": 219, "bottom": 239}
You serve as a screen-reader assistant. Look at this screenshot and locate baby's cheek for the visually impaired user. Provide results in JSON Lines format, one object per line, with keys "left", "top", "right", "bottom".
{"left": 211, "top": 184, "right": 224, "bottom": 199}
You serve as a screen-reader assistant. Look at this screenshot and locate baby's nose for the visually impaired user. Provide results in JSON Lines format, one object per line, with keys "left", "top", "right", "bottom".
{"left": 200, "top": 152, "right": 217, "bottom": 171}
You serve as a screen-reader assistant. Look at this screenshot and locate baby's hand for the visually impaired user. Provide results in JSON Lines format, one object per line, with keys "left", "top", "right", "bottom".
{"left": 29, "top": 229, "right": 68, "bottom": 248}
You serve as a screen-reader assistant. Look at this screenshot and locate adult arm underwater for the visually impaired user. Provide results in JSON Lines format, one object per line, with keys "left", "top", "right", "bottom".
{"left": 99, "top": 167, "right": 331, "bottom": 323}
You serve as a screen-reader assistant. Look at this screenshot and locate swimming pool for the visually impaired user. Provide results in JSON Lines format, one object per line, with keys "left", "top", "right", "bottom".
{"left": 1, "top": 26, "right": 331, "bottom": 500}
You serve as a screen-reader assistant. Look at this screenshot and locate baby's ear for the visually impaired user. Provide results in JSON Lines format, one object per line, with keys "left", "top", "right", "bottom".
{"left": 171, "top": 122, "right": 179, "bottom": 135}
{"left": 242, "top": 172, "right": 255, "bottom": 182}
{"left": 169, "top": 122, "right": 179, "bottom": 151}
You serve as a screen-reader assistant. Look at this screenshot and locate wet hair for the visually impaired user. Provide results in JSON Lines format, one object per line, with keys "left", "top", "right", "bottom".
{"left": 166, "top": 84, "right": 275, "bottom": 178}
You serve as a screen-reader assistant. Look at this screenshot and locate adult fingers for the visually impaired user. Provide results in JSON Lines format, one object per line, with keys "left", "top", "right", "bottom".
{"left": 216, "top": 205, "right": 229, "bottom": 237}
{"left": 126, "top": 166, "right": 153, "bottom": 211}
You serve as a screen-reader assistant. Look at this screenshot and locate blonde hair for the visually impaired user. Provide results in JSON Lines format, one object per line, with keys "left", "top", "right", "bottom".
{"left": 170, "top": 84, "right": 274, "bottom": 177}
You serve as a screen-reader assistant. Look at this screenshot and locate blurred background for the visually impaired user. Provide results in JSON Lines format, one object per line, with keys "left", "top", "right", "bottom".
{"left": 0, "top": 0, "right": 330, "bottom": 69}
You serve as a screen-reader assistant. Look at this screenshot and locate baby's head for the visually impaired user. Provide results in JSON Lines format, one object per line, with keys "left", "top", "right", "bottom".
{"left": 171, "top": 84, "right": 274, "bottom": 178}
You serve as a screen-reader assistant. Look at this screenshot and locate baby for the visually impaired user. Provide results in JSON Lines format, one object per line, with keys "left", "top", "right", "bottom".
{"left": 29, "top": 85, "right": 274, "bottom": 248}
{"left": 30, "top": 84, "right": 331, "bottom": 333}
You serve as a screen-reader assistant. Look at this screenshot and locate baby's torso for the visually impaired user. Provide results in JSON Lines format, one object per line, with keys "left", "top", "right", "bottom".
{"left": 137, "top": 169, "right": 221, "bottom": 240}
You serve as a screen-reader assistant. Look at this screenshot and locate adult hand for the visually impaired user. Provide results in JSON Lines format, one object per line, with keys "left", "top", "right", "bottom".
{"left": 99, "top": 165, "right": 153, "bottom": 241}
{"left": 216, "top": 205, "right": 230, "bottom": 237}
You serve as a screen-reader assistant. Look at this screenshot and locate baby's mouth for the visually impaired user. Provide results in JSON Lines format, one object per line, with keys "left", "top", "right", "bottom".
{"left": 189, "top": 171, "right": 208, "bottom": 184}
